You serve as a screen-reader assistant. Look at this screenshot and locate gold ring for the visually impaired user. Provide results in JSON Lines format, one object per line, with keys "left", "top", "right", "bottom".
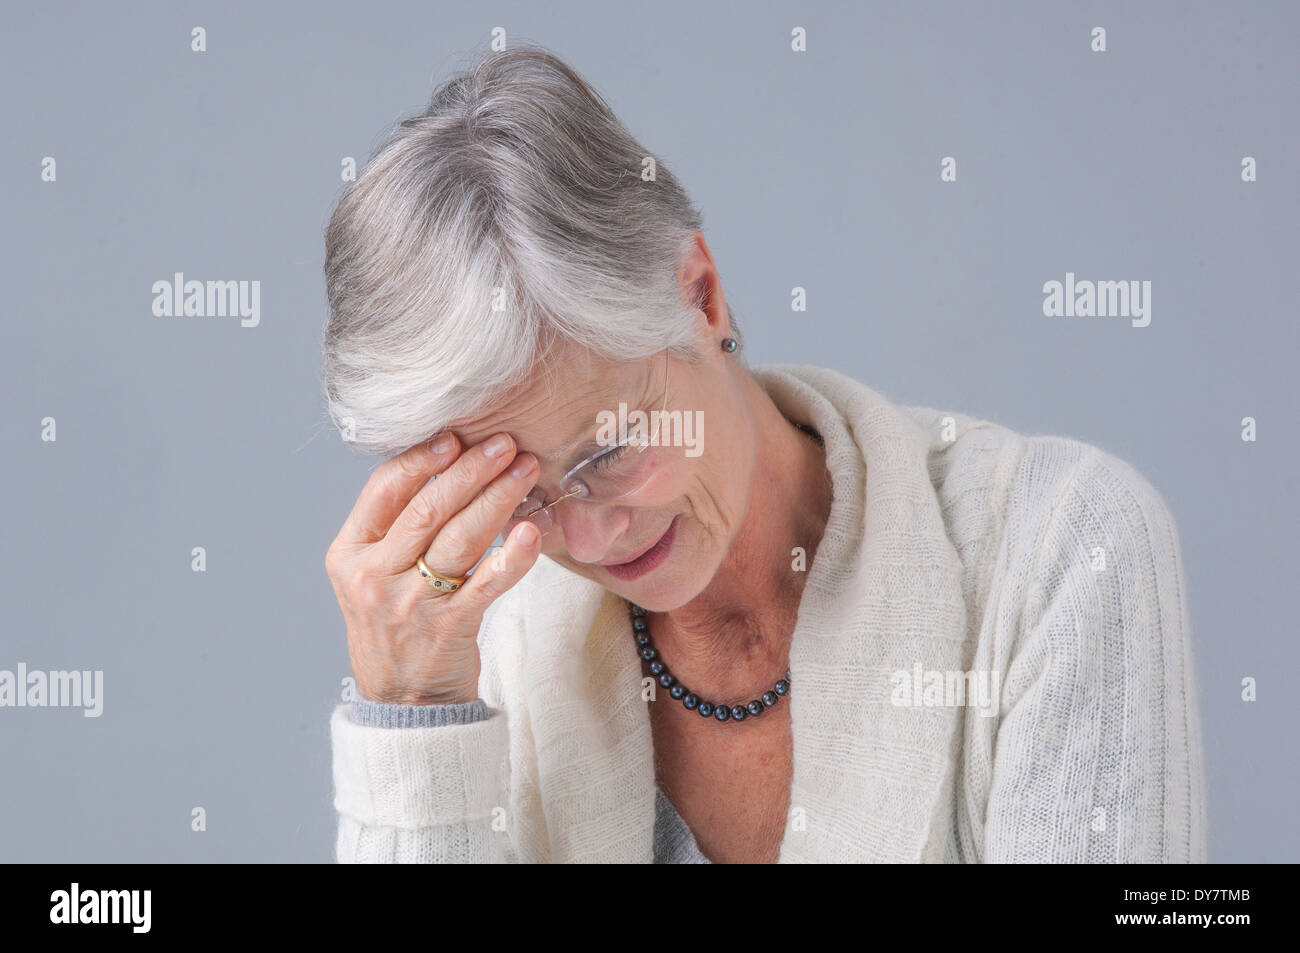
{"left": 416, "top": 555, "right": 466, "bottom": 596}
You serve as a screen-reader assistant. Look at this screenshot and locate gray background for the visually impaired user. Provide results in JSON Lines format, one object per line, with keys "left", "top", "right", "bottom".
{"left": 2, "top": 0, "right": 1295, "bottom": 862}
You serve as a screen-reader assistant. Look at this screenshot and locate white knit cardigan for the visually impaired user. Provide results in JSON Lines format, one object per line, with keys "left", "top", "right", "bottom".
{"left": 330, "top": 363, "right": 1208, "bottom": 863}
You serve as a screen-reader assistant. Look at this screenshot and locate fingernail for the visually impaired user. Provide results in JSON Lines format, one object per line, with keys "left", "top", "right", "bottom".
{"left": 509, "top": 454, "right": 537, "bottom": 479}
{"left": 483, "top": 433, "right": 512, "bottom": 458}
{"left": 430, "top": 433, "right": 456, "bottom": 454}
{"left": 516, "top": 521, "right": 540, "bottom": 545}
{"left": 525, "top": 508, "right": 551, "bottom": 537}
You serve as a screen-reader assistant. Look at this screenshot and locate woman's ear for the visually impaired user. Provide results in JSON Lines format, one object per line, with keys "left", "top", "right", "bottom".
{"left": 678, "top": 232, "right": 729, "bottom": 342}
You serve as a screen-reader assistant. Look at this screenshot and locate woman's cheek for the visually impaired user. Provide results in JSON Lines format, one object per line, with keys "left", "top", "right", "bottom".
{"left": 632, "top": 450, "right": 697, "bottom": 507}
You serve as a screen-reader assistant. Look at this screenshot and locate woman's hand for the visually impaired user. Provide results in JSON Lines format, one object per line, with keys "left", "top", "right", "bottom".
{"left": 325, "top": 432, "right": 543, "bottom": 706}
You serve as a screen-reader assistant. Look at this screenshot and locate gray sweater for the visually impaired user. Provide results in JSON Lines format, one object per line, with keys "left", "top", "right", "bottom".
{"left": 351, "top": 696, "right": 710, "bottom": 864}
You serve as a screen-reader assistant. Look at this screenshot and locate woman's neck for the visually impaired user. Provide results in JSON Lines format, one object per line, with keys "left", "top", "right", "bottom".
{"left": 652, "top": 375, "right": 832, "bottom": 699}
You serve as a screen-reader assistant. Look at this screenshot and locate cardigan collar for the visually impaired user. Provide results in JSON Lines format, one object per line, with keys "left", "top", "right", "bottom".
{"left": 519, "top": 364, "right": 969, "bottom": 862}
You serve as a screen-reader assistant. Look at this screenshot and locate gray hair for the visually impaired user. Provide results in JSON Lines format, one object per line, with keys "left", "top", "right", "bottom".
{"left": 322, "top": 43, "right": 736, "bottom": 457}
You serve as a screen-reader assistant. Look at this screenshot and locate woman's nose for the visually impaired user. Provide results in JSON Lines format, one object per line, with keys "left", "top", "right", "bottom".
{"left": 557, "top": 503, "right": 630, "bottom": 564}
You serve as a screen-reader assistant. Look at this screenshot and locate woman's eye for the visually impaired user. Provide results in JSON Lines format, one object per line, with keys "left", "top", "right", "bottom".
{"left": 588, "top": 443, "right": 630, "bottom": 473}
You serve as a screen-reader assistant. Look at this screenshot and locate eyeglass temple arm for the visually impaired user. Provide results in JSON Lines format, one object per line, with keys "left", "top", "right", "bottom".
{"left": 522, "top": 486, "right": 583, "bottom": 518}
{"left": 636, "top": 351, "right": 671, "bottom": 453}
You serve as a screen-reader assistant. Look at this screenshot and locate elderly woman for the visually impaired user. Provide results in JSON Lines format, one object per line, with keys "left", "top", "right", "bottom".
{"left": 321, "top": 45, "right": 1206, "bottom": 863}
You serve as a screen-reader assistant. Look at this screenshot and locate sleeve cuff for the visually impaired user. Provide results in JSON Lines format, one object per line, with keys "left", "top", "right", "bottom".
{"left": 350, "top": 695, "right": 489, "bottom": 728}
{"left": 331, "top": 702, "right": 509, "bottom": 828}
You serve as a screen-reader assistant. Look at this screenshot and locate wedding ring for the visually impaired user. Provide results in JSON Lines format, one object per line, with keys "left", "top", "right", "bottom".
{"left": 416, "top": 555, "right": 466, "bottom": 596}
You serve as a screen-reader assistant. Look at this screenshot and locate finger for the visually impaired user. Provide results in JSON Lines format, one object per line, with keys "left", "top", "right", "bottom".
{"left": 374, "top": 432, "right": 522, "bottom": 573}
{"left": 336, "top": 433, "right": 461, "bottom": 547}
{"left": 419, "top": 451, "right": 540, "bottom": 574}
{"left": 452, "top": 519, "right": 544, "bottom": 614}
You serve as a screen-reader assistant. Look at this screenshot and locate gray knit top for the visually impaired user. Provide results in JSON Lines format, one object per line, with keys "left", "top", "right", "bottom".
{"left": 351, "top": 695, "right": 711, "bottom": 863}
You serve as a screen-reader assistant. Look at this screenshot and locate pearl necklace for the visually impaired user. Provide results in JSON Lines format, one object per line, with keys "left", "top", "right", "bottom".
{"left": 628, "top": 601, "right": 789, "bottom": 723}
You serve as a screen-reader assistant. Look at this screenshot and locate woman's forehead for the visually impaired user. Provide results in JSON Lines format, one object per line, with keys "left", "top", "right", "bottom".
{"left": 450, "top": 355, "right": 655, "bottom": 454}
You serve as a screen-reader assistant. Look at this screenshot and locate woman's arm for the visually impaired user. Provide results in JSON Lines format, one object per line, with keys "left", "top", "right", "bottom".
{"left": 983, "top": 446, "right": 1208, "bottom": 862}
{"left": 330, "top": 595, "right": 524, "bottom": 864}
{"left": 330, "top": 697, "right": 514, "bottom": 862}
{"left": 323, "top": 433, "right": 545, "bottom": 864}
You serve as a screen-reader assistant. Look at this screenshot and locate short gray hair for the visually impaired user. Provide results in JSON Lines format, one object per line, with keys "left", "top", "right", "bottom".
{"left": 322, "top": 43, "right": 733, "bottom": 457}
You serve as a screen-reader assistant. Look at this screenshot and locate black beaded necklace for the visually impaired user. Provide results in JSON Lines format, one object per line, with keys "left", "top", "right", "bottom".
{"left": 627, "top": 601, "right": 789, "bottom": 723}
{"left": 626, "top": 416, "right": 816, "bottom": 723}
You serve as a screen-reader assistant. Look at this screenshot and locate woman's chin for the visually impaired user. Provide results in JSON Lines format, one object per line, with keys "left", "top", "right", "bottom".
{"left": 554, "top": 517, "right": 721, "bottom": 610}
{"left": 615, "top": 580, "right": 696, "bottom": 613}
{"left": 613, "top": 553, "right": 719, "bottom": 612}
{"left": 551, "top": 550, "right": 708, "bottom": 612}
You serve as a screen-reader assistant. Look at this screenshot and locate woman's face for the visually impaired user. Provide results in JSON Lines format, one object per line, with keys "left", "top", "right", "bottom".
{"left": 449, "top": 339, "right": 755, "bottom": 612}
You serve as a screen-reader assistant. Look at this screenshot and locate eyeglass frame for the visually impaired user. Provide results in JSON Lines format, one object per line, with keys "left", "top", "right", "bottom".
{"left": 516, "top": 351, "right": 672, "bottom": 521}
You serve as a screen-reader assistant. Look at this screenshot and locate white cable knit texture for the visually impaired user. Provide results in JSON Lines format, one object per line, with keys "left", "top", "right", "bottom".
{"left": 330, "top": 363, "right": 1208, "bottom": 863}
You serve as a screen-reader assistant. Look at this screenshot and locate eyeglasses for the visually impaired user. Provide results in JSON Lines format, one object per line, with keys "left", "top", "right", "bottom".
{"left": 503, "top": 353, "right": 671, "bottom": 538}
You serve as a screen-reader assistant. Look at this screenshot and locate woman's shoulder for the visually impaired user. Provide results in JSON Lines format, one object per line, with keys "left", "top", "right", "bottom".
{"left": 999, "top": 428, "right": 1182, "bottom": 569}
{"left": 897, "top": 401, "right": 1182, "bottom": 581}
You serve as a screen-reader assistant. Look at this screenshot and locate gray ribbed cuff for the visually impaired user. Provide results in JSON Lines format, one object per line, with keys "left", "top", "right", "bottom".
{"left": 350, "top": 695, "right": 490, "bottom": 728}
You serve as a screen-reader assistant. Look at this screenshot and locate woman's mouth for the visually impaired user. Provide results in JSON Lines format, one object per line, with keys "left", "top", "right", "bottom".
{"left": 601, "top": 516, "right": 679, "bottom": 581}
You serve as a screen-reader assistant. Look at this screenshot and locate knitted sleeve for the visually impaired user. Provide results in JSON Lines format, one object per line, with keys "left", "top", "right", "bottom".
{"left": 329, "top": 608, "right": 516, "bottom": 862}
{"left": 982, "top": 446, "right": 1208, "bottom": 862}
{"left": 329, "top": 698, "right": 512, "bottom": 862}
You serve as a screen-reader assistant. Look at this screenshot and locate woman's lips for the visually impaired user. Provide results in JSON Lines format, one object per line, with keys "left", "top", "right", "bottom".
{"left": 602, "top": 516, "right": 678, "bottom": 581}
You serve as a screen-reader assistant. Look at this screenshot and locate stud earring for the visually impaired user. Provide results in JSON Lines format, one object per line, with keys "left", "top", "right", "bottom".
{"left": 721, "top": 337, "right": 738, "bottom": 353}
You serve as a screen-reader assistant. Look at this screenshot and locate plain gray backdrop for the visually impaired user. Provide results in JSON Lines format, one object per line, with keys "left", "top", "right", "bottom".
{"left": 2, "top": 0, "right": 1296, "bottom": 862}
